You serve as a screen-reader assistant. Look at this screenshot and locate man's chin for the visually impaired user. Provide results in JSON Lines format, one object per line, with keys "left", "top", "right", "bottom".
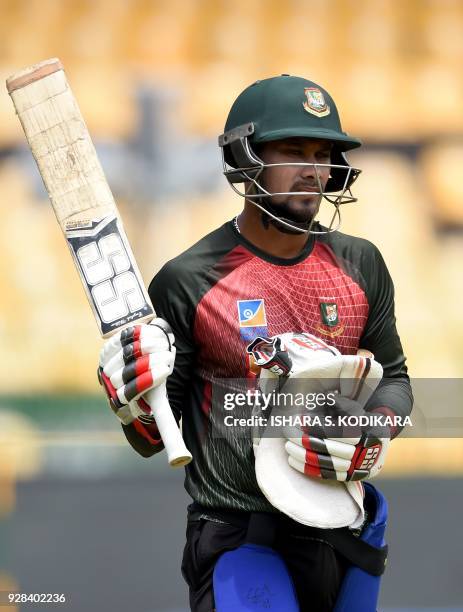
{"left": 266, "top": 209, "right": 315, "bottom": 234}
{"left": 268, "top": 217, "right": 310, "bottom": 234}
{"left": 255, "top": 195, "right": 320, "bottom": 233}
{"left": 277, "top": 202, "right": 319, "bottom": 226}
{"left": 289, "top": 195, "right": 321, "bottom": 216}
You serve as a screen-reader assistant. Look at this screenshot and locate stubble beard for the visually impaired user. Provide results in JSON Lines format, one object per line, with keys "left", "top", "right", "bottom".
{"left": 259, "top": 194, "right": 322, "bottom": 234}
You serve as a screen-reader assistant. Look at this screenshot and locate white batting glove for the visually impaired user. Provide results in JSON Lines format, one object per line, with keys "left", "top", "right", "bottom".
{"left": 98, "top": 318, "right": 176, "bottom": 425}
{"left": 287, "top": 393, "right": 389, "bottom": 481}
{"left": 286, "top": 429, "right": 389, "bottom": 482}
{"left": 248, "top": 332, "right": 388, "bottom": 481}
{"left": 248, "top": 332, "right": 341, "bottom": 378}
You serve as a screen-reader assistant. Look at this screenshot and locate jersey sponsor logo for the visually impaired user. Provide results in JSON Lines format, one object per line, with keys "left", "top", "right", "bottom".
{"left": 237, "top": 299, "right": 268, "bottom": 342}
{"left": 303, "top": 87, "right": 330, "bottom": 117}
{"left": 237, "top": 299, "right": 267, "bottom": 327}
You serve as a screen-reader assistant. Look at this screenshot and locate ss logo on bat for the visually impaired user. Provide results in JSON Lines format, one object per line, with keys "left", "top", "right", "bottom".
{"left": 77, "top": 232, "right": 146, "bottom": 324}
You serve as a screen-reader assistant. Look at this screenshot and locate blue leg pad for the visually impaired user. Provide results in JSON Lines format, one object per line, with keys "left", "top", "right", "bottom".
{"left": 213, "top": 543, "right": 299, "bottom": 612}
{"left": 334, "top": 483, "right": 388, "bottom": 612}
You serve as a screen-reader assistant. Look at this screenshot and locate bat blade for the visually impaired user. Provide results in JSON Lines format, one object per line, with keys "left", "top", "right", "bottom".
{"left": 7, "top": 59, "right": 192, "bottom": 467}
{"left": 7, "top": 59, "right": 154, "bottom": 337}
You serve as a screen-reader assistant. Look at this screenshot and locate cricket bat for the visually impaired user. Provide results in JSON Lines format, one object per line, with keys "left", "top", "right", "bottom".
{"left": 6, "top": 58, "right": 192, "bottom": 467}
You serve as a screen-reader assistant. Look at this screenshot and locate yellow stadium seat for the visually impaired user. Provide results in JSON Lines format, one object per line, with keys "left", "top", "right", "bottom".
{"left": 341, "top": 150, "right": 462, "bottom": 376}
{"left": 420, "top": 142, "right": 463, "bottom": 228}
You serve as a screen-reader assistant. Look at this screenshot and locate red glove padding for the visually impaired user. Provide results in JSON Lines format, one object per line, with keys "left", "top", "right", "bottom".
{"left": 284, "top": 395, "right": 390, "bottom": 481}
{"left": 98, "top": 319, "right": 175, "bottom": 441}
{"left": 285, "top": 432, "right": 388, "bottom": 481}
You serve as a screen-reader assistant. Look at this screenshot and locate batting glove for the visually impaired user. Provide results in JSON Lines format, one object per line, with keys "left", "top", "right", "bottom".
{"left": 285, "top": 397, "right": 390, "bottom": 482}
{"left": 248, "top": 332, "right": 388, "bottom": 481}
{"left": 98, "top": 318, "right": 175, "bottom": 426}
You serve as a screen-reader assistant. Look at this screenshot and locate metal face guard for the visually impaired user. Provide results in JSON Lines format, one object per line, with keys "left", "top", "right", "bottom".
{"left": 219, "top": 125, "right": 361, "bottom": 235}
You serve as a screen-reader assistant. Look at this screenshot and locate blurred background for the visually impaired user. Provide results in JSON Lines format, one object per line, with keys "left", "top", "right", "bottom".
{"left": 0, "top": 0, "right": 462, "bottom": 610}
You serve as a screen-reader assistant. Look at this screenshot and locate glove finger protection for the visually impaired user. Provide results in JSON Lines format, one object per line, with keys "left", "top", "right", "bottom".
{"left": 286, "top": 433, "right": 389, "bottom": 481}
{"left": 285, "top": 389, "right": 389, "bottom": 482}
{"left": 98, "top": 318, "right": 176, "bottom": 425}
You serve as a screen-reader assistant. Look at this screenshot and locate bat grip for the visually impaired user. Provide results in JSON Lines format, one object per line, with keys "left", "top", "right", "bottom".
{"left": 144, "top": 385, "right": 192, "bottom": 467}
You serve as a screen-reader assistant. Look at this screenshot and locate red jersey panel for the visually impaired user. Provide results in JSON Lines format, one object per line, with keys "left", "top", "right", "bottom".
{"left": 194, "top": 241, "right": 369, "bottom": 381}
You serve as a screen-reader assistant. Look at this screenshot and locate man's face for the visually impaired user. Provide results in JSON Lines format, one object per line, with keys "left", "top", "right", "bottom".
{"left": 255, "top": 137, "right": 332, "bottom": 225}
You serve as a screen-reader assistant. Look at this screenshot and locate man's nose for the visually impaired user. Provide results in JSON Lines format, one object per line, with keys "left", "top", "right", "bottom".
{"left": 299, "top": 156, "right": 320, "bottom": 179}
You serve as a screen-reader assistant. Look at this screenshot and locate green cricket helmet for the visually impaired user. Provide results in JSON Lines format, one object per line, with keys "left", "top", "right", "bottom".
{"left": 218, "top": 75, "right": 362, "bottom": 233}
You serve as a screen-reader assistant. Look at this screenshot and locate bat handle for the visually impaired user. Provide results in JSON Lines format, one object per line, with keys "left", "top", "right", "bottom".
{"left": 144, "top": 385, "right": 192, "bottom": 467}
